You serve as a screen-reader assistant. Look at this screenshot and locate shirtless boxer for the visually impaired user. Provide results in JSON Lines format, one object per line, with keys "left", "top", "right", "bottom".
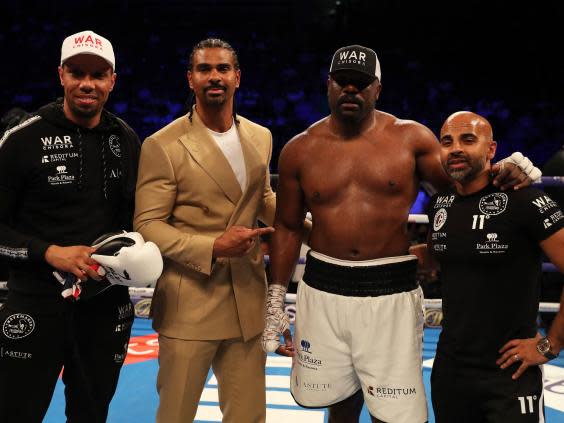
{"left": 261, "top": 45, "right": 540, "bottom": 423}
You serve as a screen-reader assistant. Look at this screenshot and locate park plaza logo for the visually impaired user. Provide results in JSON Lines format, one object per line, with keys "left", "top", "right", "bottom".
{"left": 476, "top": 232, "right": 508, "bottom": 253}
{"left": 48, "top": 165, "right": 75, "bottom": 185}
{"left": 297, "top": 339, "right": 322, "bottom": 369}
{"left": 41, "top": 135, "right": 74, "bottom": 151}
{"left": 301, "top": 339, "right": 311, "bottom": 353}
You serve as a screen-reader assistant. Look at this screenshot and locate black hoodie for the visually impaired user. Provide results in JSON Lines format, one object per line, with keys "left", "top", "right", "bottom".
{"left": 0, "top": 100, "right": 140, "bottom": 303}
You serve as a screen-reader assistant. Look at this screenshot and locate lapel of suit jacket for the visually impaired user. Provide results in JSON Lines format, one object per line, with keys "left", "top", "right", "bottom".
{"left": 178, "top": 111, "right": 242, "bottom": 205}
{"left": 227, "top": 118, "right": 263, "bottom": 226}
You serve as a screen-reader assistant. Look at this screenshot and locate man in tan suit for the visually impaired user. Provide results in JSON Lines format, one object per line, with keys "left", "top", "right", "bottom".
{"left": 134, "top": 38, "right": 276, "bottom": 423}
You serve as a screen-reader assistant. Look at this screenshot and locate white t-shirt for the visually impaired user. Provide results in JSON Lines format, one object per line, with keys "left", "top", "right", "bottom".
{"left": 207, "top": 121, "right": 247, "bottom": 190}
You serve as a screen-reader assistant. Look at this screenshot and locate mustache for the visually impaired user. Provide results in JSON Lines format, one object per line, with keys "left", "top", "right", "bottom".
{"left": 337, "top": 95, "right": 362, "bottom": 106}
{"left": 447, "top": 153, "right": 469, "bottom": 164}
{"left": 204, "top": 83, "right": 227, "bottom": 92}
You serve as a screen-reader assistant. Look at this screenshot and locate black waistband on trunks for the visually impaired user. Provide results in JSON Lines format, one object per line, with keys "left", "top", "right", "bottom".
{"left": 302, "top": 251, "right": 418, "bottom": 297}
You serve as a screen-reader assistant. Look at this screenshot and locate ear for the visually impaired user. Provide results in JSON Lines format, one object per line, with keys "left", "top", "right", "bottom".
{"left": 187, "top": 70, "right": 193, "bottom": 90}
{"left": 58, "top": 66, "right": 64, "bottom": 86}
{"left": 374, "top": 80, "right": 382, "bottom": 100}
{"left": 235, "top": 69, "right": 241, "bottom": 89}
{"left": 109, "top": 72, "right": 116, "bottom": 92}
{"left": 488, "top": 140, "right": 497, "bottom": 161}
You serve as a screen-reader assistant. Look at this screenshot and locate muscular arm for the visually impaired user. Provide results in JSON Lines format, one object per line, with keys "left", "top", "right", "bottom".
{"left": 262, "top": 136, "right": 307, "bottom": 355}
{"left": 411, "top": 123, "right": 451, "bottom": 191}
{"left": 269, "top": 137, "right": 308, "bottom": 288}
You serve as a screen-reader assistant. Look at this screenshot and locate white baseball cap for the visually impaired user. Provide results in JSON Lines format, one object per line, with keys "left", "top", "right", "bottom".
{"left": 60, "top": 30, "right": 115, "bottom": 71}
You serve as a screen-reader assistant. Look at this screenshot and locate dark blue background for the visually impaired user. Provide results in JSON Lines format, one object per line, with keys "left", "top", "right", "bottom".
{"left": 2, "top": 0, "right": 563, "bottom": 171}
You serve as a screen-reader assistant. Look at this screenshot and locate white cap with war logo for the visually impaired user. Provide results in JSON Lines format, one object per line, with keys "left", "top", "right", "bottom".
{"left": 60, "top": 30, "right": 115, "bottom": 71}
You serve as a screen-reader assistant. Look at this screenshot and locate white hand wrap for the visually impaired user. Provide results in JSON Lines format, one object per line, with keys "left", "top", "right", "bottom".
{"left": 499, "top": 152, "right": 542, "bottom": 182}
{"left": 262, "top": 284, "right": 290, "bottom": 353}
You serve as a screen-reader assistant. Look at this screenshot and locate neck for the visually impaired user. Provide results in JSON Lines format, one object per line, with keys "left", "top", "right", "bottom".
{"left": 63, "top": 100, "right": 101, "bottom": 129}
{"left": 329, "top": 110, "right": 375, "bottom": 139}
{"left": 454, "top": 166, "right": 492, "bottom": 196}
{"left": 195, "top": 101, "right": 234, "bottom": 132}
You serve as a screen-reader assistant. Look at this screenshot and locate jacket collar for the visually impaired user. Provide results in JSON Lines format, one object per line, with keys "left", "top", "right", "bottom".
{"left": 179, "top": 109, "right": 261, "bottom": 205}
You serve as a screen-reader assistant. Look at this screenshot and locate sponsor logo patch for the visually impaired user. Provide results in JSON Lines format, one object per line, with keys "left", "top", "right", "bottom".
{"left": 434, "top": 195, "right": 456, "bottom": 209}
{"left": 532, "top": 195, "right": 558, "bottom": 214}
{"left": 41, "top": 135, "right": 74, "bottom": 151}
{"left": 367, "top": 385, "right": 417, "bottom": 399}
{"left": 114, "top": 342, "right": 129, "bottom": 364}
{"left": 0, "top": 347, "right": 32, "bottom": 360}
{"left": 294, "top": 375, "right": 331, "bottom": 392}
{"left": 42, "top": 152, "right": 79, "bottom": 164}
{"left": 2, "top": 313, "right": 35, "bottom": 339}
{"left": 476, "top": 232, "right": 509, "bottom": 253}
{"left": 47, "top": 165, "right": 75, "bottom": 185}
{"left": 297, "top": 339, "right": 322, "bottom": 370}
{"left": 479, "top": 192, "right": 508, "bottom": 216}
{"left": 433, "top": 208, "right": 447, "bottom": 231}
{"left": 118, "top": 302, "right": 134, "bottom": 320}
{"left": 108, "top": 135, "right": 121, "bottom": 157}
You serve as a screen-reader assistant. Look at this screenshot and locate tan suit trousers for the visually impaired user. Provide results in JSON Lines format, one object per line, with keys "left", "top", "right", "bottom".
{"left": 156, "top": 333, "right": 266, "bottom": 423}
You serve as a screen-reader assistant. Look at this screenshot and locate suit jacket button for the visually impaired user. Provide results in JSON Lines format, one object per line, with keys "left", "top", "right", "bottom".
{"left": 202, "top": 206, "right": 210, "bottom": 214}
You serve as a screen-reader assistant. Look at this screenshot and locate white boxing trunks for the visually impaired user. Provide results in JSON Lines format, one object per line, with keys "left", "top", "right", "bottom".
{"left": 291, "top": 251, "right": 427, "bottom": 423}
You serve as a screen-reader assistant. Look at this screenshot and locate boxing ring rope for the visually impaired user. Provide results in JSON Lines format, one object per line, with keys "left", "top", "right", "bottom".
{"left": 0, "top": 177, "right": 563, "bottom": 314}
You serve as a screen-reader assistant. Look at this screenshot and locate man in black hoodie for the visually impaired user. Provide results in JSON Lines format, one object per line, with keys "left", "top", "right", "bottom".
{"left": 0, "top": 30, "right": 140, "bottom": 422}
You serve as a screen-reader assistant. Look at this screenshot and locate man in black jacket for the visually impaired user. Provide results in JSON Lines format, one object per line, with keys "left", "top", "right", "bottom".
{"left": 0, "top": 30, "right": 140, "bottom": 422}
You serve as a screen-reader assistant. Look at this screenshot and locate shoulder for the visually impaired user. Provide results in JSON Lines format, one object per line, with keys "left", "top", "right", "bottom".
{"left": 146, "top": 114, "right": 189, "bottom": 146}
{"left": 509, "top": 186, "right": 558, "bottom": 207}
{"left": 283, "top": 116, "right": 330, "bottom": 152}
{"left": 378, "top": 112, "right": 438, "bottom": 149}
{"left": 0, "top": 115, "right": 43, "bottom": 150}
{"left": 506, "top": 186, "right": 545, "bottom": 201}
{"left": 237, "top": 115, "right": 271, "bottom": 139}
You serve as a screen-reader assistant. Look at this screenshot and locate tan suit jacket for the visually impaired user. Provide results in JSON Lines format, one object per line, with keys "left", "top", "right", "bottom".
{"left": 134, "top": 111, "right": 276, "bottom": 341}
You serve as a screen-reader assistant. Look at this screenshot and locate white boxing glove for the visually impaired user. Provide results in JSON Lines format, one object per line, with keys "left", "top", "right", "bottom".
{"left": 499, "top": 152, "right": 542, "bottom": 182}
{"left": 91, "top": 231, "right": 164, "bottom": 287}
{"left": 261, "top": 284, "right": 290, "bottom": 353}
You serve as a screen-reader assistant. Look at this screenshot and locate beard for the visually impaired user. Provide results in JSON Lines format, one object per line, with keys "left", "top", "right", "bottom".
{"left": 68, "top": 99, "right": 101, "bottom": 119}
{"left": 445, "top": 154, "right": 486, "bottom": 183}
{"left": 200, "top": 85, "right": 229, "bottom": 107}
{"left": 332, "top": 95, "right": 368, "bottom": 124}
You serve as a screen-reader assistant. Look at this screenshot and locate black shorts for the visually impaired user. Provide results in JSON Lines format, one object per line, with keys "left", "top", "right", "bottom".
{"left": 431, "top": 353, "right": 545, "bottom": 423}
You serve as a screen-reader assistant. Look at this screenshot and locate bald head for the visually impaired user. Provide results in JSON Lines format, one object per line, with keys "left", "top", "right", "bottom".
{"left": 441, "top": 111, "right": 493, "bottom": 142}
{"left": 439, "top": 111, "right": 497, "bottom": 188}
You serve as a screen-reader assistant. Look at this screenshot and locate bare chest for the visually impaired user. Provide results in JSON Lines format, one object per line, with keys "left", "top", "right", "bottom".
{"left": 300, "top": 139, "right": 417, "bottom": 204}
